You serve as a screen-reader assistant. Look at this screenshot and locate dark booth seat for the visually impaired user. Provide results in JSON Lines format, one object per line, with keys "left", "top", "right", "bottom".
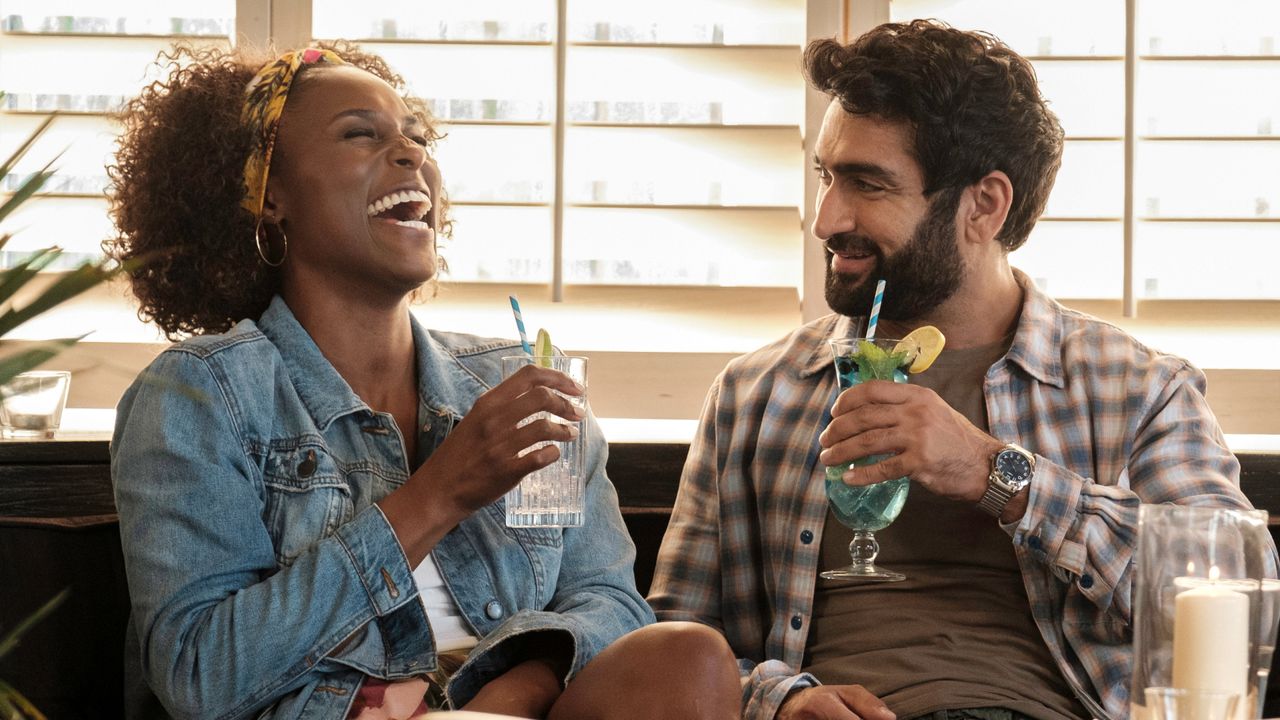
{"left": 2, "top": 437, "right": 1278, "bottom": 719}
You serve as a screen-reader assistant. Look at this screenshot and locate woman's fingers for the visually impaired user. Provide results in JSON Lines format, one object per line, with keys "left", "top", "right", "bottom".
{"left": 490, "top": 364, "right": 584, "bottom": 403}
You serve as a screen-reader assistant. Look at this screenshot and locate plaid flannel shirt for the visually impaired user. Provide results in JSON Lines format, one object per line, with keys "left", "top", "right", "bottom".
{"left": 648, "top": 271, "right": 1253, "bottom": 720}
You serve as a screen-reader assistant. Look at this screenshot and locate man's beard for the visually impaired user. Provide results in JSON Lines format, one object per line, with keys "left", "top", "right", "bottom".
{"left": 823, "top": 192, "right": 966, "bottom": 322}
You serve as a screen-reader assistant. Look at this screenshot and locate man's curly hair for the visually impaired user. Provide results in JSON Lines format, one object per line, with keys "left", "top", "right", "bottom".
{"left": 804, "top": 19, "right": 1065, "bottom": 251}
{"left": 104, "top": 41, "right": 448, "bottom": 340}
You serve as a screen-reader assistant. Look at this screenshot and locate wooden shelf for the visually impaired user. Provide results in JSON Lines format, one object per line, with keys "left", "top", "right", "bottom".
{"left": 1140, "top": 217, "right": 1280, "bottom": 223}
{"left": 1, "top": 109, "right": 112, "bottom": 117}
{"left": 569, "top": 202, "right": 797, "bottom": 212}
{"left": 439, "top": 119, "right": 551, "bottom": 127}
{"left": 1139, "top": 55, "right": 1280, "bottom": 62}
{"left": 350, "top": 37, "right": 551, "bottom": 47}
{"left": 1139, "top": 135, "right": 1280, "bottom": 142}
{"left": 1026, "top": 55, "right": 1124, "bottom": 62}
{"left": 1, "top": 30, "right": 227, "bottom": 40}
{"left": 570, "top": 122, "right": 797, "bottom": 131}
{"left": 570, "top": 42, "right": 797, "bottom": 50}
{"left": 1040, "top": 217, "right": 1280, "bottom": 223}
{"left": 449, "top": 200, "right": 550, "bottom": 208}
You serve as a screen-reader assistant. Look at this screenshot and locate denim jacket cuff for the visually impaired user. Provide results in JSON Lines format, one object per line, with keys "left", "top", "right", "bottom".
{"left": 325, "top": 505, "right": 437, "bottom": 674}
{"left": 445, "top": 614, "right": 577, "bottom": 708}
{"left": 334, "top": 504, "right": 421, "bottom": 617}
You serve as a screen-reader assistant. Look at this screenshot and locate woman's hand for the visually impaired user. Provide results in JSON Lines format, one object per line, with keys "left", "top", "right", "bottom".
{"left": 378, "top": 364, "right": 584, "bottom": 562}
{"left": 425, "top": 364, "right": 584, "bottom": 513}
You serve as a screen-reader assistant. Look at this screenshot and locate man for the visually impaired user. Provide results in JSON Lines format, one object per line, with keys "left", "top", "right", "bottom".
{"left": 647, "top": 19, "right": 1253, "bottom": 720}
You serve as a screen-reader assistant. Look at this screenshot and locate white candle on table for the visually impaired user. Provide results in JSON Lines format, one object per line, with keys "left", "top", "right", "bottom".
{"left": 1171, "top": 574, "right": 1250, "bottom": 699}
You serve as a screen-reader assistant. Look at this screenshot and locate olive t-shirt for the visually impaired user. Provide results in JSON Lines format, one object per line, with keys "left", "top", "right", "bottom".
{"left": 803, "top": 337, "right": 1089, "bottom": 720}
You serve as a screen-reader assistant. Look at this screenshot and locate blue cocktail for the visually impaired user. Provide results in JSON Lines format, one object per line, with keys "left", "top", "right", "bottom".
{"left": 822, "top": 337, "right": 912, "bottom": 582}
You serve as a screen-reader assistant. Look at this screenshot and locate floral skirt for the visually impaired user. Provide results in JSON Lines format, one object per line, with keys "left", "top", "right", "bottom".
{"left": 346, "top": 652, "right": 468, "bottom": 718}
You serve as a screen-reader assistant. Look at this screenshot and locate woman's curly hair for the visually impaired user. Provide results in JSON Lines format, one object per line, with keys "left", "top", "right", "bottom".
{"left": 805, "top": 19, "right": 1065, "bottom": 251}
{"left": 104, "top": 40, "right": 448, "bottom": 340}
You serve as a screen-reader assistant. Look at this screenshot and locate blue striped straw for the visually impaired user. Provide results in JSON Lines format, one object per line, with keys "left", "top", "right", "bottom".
{"left": 866, "top": 279, "right": 886, "bottom": 340}
{"left": 508, "top": 295, "right": 533, "bottom": 355}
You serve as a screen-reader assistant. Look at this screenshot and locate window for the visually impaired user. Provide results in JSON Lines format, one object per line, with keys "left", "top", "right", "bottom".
{"left": 312, "top": 0, "right": 806, "bottom": 300}
{"left": 0, "top": 0, "right": 233, "bottom": 271}
{"left": 0, "top": 1, "right": 1275, "bottom": 432}
{"left": 888, "top": 0, "right": 1280, "bottom": 304}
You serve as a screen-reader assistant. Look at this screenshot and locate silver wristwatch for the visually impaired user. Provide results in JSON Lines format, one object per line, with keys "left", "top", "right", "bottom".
{"left": 977, "top": 443, "right": 1035, "bottom": 517}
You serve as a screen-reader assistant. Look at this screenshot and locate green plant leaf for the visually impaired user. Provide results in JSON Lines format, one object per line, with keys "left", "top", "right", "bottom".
{"left": 0, "top": 248, "right": 61, "bottom": 305}
{"left": 0, "top": 680, "right": 47, "bottom": 720}
{"left": 0, "top": 339, "right": 84, "bottom": 387}
{"left": 0, "top": 159, "right": 59, "bottom": 226}
{"left": 0, "top": 259, "right": 117, "bottom": 338}
{"left": 0, "top": 589, "right": 68, "bottom": 662}
{"left": 0, "top": 112, "right": 55, "bottom": 182}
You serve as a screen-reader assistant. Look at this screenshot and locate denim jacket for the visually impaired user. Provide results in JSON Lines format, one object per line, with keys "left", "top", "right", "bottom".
{"left": 111, "top": 296, "right": 653, "bottom": 720}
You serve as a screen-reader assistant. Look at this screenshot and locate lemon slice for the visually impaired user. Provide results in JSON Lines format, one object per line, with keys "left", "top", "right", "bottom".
{"left": 894, "top": 325, "right": 945, "bottom": 374}
{"left": 534, "top": 327, "right": 554, "bottom": 368}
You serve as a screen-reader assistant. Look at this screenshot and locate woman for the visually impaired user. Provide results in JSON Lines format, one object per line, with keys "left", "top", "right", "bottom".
{"left": 105, "top": 42, "right": 738, "bottom": 720}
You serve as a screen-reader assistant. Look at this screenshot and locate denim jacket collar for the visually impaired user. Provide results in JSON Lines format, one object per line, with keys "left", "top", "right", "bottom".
{"left": 255, "top": 296, "right": 367, "bottom": 430}
{"left": 255, "top": 296, "right": 515, "bottom": 430}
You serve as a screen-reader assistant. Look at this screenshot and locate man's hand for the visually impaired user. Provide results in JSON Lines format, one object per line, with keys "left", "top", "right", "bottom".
{"left": 778, "top": 685, "right": 896, "bottom": 720}
{"left": 818, "top": 380, "right": 1005, "bottom": 505}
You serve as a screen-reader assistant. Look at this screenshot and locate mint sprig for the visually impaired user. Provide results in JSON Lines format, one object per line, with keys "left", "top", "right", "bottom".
{"left": 851, "top": 339, "right": 910, "bottom": 381}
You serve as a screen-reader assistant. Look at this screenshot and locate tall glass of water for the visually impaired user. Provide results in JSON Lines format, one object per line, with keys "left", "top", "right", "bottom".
{"left": 500, "top": 355, "right": 588, "bottom": 527}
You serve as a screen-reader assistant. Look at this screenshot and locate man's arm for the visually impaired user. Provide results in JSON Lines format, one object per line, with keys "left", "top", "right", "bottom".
{"left": 1013, "top": 363, "right": 1256, "bottom": 622}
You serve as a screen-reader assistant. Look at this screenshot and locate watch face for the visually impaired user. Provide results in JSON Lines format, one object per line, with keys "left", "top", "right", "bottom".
{"left": 996, "top": 449, "right": 1034, "bottom": 486}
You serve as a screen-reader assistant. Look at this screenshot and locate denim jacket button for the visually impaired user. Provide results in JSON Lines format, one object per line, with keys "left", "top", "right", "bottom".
{"left": 485, "top": 600, "right": 504, "bottom": 620}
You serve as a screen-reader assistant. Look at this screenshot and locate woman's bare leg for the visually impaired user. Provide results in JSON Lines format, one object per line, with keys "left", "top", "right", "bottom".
{"left": 548, "top": 621, "right": 740, "bottom": 720}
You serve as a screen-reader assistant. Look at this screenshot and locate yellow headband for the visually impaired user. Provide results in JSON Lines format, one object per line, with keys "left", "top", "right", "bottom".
{"left": 240, "top": 48, "right": 346, "bottom": 220}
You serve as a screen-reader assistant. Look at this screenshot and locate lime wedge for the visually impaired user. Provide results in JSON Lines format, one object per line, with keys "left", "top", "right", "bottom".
{"left": 893, "top": 325, "right": 946, "bottom": 374}
{"left": 534, "top": 328, "right": 554, "bottom": 367}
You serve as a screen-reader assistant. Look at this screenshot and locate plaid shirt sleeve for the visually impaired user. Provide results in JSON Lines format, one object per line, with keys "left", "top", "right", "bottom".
{"left": 992, "top": 283, "right": 1268, "bottom": 719}
{"left": 648, "top": 375, "right": 729, "bottom": 629}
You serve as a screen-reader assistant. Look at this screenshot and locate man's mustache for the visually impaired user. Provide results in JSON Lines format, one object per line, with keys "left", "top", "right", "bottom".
{"left": 823, "top": 234, "right": 879, "bottom": 258}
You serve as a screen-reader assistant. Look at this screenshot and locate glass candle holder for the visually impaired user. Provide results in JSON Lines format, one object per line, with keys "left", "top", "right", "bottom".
{"left": 1130, "top": 504, "right": 1279, "bottom": 720}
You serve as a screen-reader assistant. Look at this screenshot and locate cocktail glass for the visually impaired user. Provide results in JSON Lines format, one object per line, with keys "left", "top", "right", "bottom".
{"left": 821, "top": 337, "right": 912, "bottom": 582}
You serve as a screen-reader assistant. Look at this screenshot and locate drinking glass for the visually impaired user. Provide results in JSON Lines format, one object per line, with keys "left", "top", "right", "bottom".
{"left": 1144, "top": 687, "right": 1240, "bottom": 720}
{"left": 821, "top": 337, "right": 912, "bottom": 582}
{"left": 0, "top": 370, "right": 71, "bottom": 439}
{"left": 500, "top": 355, "right": 588, "bottom": 527}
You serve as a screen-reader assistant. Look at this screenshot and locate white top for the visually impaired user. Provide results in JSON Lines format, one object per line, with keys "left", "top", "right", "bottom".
{"left": 413, "top": 553, "right": 480, "bottom": 653}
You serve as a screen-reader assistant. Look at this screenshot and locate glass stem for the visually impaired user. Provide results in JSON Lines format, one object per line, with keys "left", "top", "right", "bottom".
{"left": 849, "top": 530, "right": 880, "bottom": 570}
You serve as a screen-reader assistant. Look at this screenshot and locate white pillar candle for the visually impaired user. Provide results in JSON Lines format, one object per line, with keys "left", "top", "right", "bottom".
{"left": 1171, "top": 579, "right": 1250, "bottom": 698}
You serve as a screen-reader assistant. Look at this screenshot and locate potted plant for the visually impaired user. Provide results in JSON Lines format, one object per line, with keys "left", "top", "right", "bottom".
{"left": 0, "top": 92, "right": 121, "bottom": 720}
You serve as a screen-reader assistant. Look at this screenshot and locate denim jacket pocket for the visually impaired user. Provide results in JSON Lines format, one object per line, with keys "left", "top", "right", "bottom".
{"left": 261, "top": 440, "right": 351, "bottom": 566}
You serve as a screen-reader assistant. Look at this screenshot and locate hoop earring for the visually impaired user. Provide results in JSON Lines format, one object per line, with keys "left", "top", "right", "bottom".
{"left": 254, "top": 219, "right": 287, "bottom": 267}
